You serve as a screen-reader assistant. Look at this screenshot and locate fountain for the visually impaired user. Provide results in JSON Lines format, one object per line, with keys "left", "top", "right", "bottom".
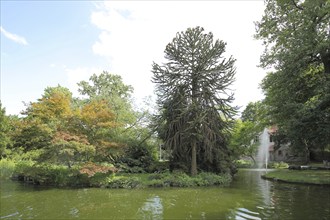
{"left": 256, "top": 128, "right": 270, "bottom": 169}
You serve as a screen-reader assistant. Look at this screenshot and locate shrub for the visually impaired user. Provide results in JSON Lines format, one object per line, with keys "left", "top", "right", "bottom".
{"left": 79, "top": 162, "right": 117, "bottom": 177}
{"left": 269, "top": 161, "right": 289, "bottom": 169}
{"left": 147, "top": 161, "right": 169, "bottom": 173}
{"left": 147, "top": 179, "right": 166, "bottom": 187}
{"left": 14, "top": 160, "right": 35, "bottom": 177}
{"left": 234, "top": 159, "right": 254, "bottom": 168}
{"left": 146, "top": 171, "right": 232, "bottom": 187}
{"left": 0, "top": 158, "right": 16, "bottom": 179}
{"left": 106, "top": 176, "right": 142, "bottom": 189}
{"left": 197, "top": 172, "right": 232, "bottom": 186}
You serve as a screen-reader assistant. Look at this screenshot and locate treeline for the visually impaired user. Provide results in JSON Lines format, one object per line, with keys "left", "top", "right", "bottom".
{"left": 1, "top": 27, "right": 239, "bottom": 184}
{"left": 0, "top": 72, "right": 160, "bottom": 178}
{"left": 231, "top": 0, "right": 330, "bottom": 164}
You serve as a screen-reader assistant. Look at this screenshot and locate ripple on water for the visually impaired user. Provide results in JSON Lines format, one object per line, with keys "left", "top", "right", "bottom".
{"left": 0, "top": 211, "right": 20, "bottom": 219}
{"left": 234, "top": 207, "right": 261, "bottom": 220}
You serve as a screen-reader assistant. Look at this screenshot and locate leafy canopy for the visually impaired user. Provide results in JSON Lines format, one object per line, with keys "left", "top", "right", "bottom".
{"left": 255, "top": 0, "right": 330, "bottom": 73}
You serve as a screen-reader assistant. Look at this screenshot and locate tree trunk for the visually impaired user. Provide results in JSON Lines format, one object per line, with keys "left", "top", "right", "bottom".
{"left": 191, "top": 140, "right": 197, "bottom": 176}
{"left": 249, "top": 155, "right": 256, "bottom": 166}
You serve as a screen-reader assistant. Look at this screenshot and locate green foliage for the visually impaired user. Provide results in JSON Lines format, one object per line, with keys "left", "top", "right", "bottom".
{"left": 255, "top": 0, "right": 330, "bottom": 73}
{"left": 117, "top": 144, "right": 156, "bottom": 173}
{"left": 241, "top": 101, "right": 270, "bottom": 129}
{"left": 40, "top": 135, "right": 95, "bottom": 168}
{"left": 256, "top": 0, "right": 330, "bottom": 160}
{"left": 0, "top": 102, "right": 12, "bottom": 158}
{"left": 106, "top": 176, "right": 142, "bottom": 189}
{"left": 261, "top": 62, "right": 330, "bottom": 157}
{"left": 152, "top": 26, "right": 237, "bottom": 176}
{"left": 230, "top": 120, "right": 260, "bottom": 165}
{"left": 147, "top": 171, "right": 232, "bottom": 187}
{"left": 3, "top": 159, "right": 231, "bottom": 188}
{"left": 234, "top": 159, "right": 254, "bottom": 168}
{"left": 12, "top": 120, "right": 53, "bottom": 152}
{"left": 0, "top": 158, "right": 16, "bottom": 179}
{"left": 268, "top": 161, "right": 289, "bottom": 169}
{"left": 77, "top": 71, "right": 156, "bottom": 163}
{"left": 147, "top": 161, "right": 169, "bottom": 173}
{"left": 77, "top": 71, "right": 135, "bottom": 125}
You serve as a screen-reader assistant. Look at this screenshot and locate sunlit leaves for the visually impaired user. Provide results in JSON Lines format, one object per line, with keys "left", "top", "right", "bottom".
{"left": 0, "top": 102, "right": 12, "bottom": 158}
{"left": 255, "top": 0, "right": 330, "bottom": 73}
{"left": 80, "top": 100, "right": 116, "bottom": 129}
{"left": 26, "top": 86, "right": 73, "bottom": 123}
{"left": 230, "top": 120, "right": 259, "bottom": 164}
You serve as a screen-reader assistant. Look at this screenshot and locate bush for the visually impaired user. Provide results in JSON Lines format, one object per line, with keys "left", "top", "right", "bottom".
{"left": 147, "top": 171, "right": 232, "bottom": 187}
{"left": 116, "top": 144, "right": 157, "bottom": 173}
{"left": 106, "top": 176, "right": 142, "bottom": 189}
{"left": 147, "top": 161, "right": 169, "bottom": 173}
{"left": 196, "top": 172, "right": 232, "bottom": 186}
{"left": 0, "top": 158, "right": 16, "bottom": 179}
{"left": 147, "top": 179, "right": 166, "bottom": 187}
{"left": 234, "top": 159, "right": 254, "bottom": 168}
{"left": 269, "top": 161, "right": 289, "bottom": 169}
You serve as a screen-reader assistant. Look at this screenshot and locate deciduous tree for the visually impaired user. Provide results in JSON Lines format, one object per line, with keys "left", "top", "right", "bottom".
{"left": 255, "top": 0, "right": 330, "bottom": 73}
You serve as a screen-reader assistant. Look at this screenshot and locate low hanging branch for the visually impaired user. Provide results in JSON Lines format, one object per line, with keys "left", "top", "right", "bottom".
{"left": 152, "top": 26, "right": 237, "bottom": 176}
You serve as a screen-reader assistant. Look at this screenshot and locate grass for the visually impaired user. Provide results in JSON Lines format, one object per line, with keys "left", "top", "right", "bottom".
{"left": 262, "top": 169, "right": 330, "bottom": 185}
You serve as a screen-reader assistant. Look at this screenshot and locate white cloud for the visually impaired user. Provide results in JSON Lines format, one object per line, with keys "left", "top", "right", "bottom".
{"left": 64, "top": 66, "right": 103, "bottom": 97}
{"left": 0, "top": 26, "right": 28, "bottom": 45}
{"left": 90, "top": 1, "right": 266, "bottom": 111}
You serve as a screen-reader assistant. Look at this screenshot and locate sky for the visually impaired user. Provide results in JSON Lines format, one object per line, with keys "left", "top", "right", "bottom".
{"left": 1, "top": 1, "right": 266, "bottom": 116}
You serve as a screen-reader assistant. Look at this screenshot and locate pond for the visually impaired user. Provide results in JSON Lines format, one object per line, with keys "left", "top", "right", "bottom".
{"left": 1, "top": 169, "right": 329, "bottom": 219}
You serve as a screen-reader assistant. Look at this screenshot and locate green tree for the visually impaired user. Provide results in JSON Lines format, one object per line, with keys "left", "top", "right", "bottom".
{"left": 24, "top": 85, "right": 73, "bottom": 124}
{"left": 77, "top": 71, "right": 135, "bottom": 124}
{"left": 260, "top": 49, "right": 330, "bottom": 161}
{"left": 12, "top": 119, "right": 53, "bottom": 152}
{"left": 0, "top": 102, "right": 12, "bottom": 158}
{"left": 77, "top": 71, "right": 155, "bottom": 163}
{"left": 241, "top": 101, "right": 270, "bottom": 130}
{"left": 152, "top": 27, "right": 237, "bottom": 176}
{"left": 15, "top": 86, "right": 97, "bottom": 166}
{"left": 256, "top": 0, "right": 330, "bottom": 161}
{"left": 230, "top": 120, "right": 259, "bottom": 165}
{"left": 255, "top": 0, "right": 330, "bottom": 73}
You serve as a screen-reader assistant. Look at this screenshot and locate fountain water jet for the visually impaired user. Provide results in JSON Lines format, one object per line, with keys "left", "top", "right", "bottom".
{"left": 256, "top": 128, "right": 270, "bottom": 169}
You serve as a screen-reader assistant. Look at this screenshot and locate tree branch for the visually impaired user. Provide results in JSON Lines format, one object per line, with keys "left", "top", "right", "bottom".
{"left": 291, "top": 0, "right": 304, "bottom": 10}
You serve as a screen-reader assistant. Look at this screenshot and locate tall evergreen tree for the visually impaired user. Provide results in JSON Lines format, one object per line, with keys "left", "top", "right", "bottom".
{"left": 152, "top": 27, "right": 237, "bottom": 175}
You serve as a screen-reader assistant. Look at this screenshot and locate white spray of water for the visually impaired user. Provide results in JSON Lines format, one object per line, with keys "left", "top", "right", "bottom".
{"left": 256, "top": 128, "right": 270, "bottom": 169}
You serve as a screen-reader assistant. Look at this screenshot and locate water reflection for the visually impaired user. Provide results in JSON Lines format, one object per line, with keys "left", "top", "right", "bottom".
{"left": 137, "top": 195, "right": 163, "bottom": 219}
{"left": 1, "top": 170, "right": 330, "bottom": 219}
{"left": 228, "top": 169, "right": 330, "bottom": 220}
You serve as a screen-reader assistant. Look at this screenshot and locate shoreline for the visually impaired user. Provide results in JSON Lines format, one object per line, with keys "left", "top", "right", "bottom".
{"left": 261, "top": 169, "right": 330, "bottom": 186}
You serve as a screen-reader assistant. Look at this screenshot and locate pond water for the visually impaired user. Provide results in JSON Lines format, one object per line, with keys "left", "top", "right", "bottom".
{"left": 1, "top": 169, "right": 329, "bottom": 219}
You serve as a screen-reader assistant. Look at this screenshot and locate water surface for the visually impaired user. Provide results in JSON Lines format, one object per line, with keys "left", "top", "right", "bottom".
{"left": 1, "top": 169, "right": 329, "bottom": 219}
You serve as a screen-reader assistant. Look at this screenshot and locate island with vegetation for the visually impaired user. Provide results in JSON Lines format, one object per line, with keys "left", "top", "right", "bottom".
{"left": 1, "top": 0, "right": 330, "bottom": 189}
{"left": 0, "top": 27, "right": 238, "bottom": 188}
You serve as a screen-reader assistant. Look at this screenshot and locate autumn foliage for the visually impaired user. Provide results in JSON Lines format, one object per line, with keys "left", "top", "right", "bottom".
{"left": 79, "top": 162, "right": 118, "bottom": 177}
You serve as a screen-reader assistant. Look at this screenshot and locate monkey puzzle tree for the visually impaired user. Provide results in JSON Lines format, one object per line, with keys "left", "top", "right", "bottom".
{"left": 152, "top": 27, "right": 237, "bottom": 176}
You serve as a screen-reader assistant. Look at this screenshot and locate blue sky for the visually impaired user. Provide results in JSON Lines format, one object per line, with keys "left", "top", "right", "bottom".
{"left": 1, "top": 1, "right": 266, "bottom": 115}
